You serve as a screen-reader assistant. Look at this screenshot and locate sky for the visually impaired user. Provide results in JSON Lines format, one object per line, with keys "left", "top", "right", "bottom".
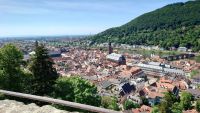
{"left": 0, "top": 0, "right": 188, "bottom": 37}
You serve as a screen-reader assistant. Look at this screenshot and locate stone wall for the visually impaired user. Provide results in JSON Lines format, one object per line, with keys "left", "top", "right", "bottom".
{"left": 0, "top": 99, "right": 77, "bottom": 113}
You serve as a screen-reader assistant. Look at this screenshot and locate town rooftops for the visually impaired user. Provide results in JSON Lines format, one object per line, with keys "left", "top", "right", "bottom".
{"left": 98, "top": 80, "right": 112, "bottom": 89}
{"left": 132, "top": 105, "right": 152, "bottom": 113}
{"left": 48, "top": 50, "right": 62, "bottom": 57}
{"left": 187, "top": 89, "right": 200, "bottom": 99}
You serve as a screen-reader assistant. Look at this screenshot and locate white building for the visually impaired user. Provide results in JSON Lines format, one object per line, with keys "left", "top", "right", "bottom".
{"left": 163, "top": 68, "right": 185, "bottom": 75}
{"left": 178, "top": 47, "right": 187, "bottom": 52}
{"left": 106, "top": 53, "right": 126, "bottom": 65}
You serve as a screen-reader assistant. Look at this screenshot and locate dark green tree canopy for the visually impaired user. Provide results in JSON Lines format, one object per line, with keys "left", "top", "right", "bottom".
{"left": 0, "top": 44, "right": 23, "bottom": 91}
{"left": 29, "top": 44, "right": 59, "bottom": 96}
{"left": 196, "top": 100, "right": 200, "bottom": 112}
{"left": 123, "top": 99, "right": 139, "bottom": 110}
{"left": 53, "top": 77, "right": 101, "bottom": 111}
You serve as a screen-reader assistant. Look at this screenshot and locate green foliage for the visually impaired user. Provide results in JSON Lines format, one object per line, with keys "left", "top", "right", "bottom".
{"left": 171, "top": 102, "right": 183, "bottom": 113}
{"left": 53, "top": 77, "right": 101, "bottom": 111}
{"left": 29, "top": 44, "right": 59, "bottom": 96}
{"left": 195, "top": 55, "right": 200, "bottom": 63}
{"left": 123, "top": 99, "right": 139, "bottom": 110}
{"left": 101, "top": 96, "right": 120, "bottom": 111}
{"left": 190, "top": 70, "right": 199, "bottom": 78}
{"left": 152, "top": 91, "right": 194, "bottom": 113}
{"left": 158, "top": 91, "right": 179, "bottom": 113}
{"left": 69, "top": 77, "right": 101, "bottom": 106}
{"left": 90, "top": 1, "right": 200, "bottom": 51}
{"left": 151, "top": 106, "right": 160, "bottom": 113}
{"left": 196, "top": 100, "right": 200, "bottom": 112}
{"left": 163, "top": 91, "right": 178, "bottom": 106}
{"left": 0, "top": 44, "right": 24, "bottom": 92}
{"left": 0, "top": 93, "right": 5, "bottom": 100}
{"left": 140, "top": 96, "right": 149, "bottom": 105}
{"left": 159, "top": 101, "right": 171, "bottom": 113}
{"left": 180, "top": 92, "right": 193, "bottom": 110}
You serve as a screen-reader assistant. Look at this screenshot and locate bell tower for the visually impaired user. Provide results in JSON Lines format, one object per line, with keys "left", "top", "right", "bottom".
{"left": 108, "top": 37, "right": 113, "bottom": 54}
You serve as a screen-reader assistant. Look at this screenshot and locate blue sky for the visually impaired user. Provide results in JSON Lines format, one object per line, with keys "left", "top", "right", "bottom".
{"left": 0, "top": 0, "right": 188, "bottom": 37}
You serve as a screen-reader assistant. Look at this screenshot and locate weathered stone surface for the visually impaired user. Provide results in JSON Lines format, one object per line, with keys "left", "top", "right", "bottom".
{"left": 0, "top": 100, "right": 77, "bottom": 113}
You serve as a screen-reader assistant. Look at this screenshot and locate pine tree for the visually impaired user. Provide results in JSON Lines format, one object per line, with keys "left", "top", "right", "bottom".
{"left": 30, "top": 44, "right": 59, "bottom": 96}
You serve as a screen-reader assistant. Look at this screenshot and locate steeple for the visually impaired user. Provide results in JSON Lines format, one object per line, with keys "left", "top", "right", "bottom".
{"left": 108, "top": 37, "right": 113, "bottom": 54}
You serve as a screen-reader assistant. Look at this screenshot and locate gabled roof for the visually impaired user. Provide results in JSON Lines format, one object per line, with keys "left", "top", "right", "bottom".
{"left": 106, "top": 53, "right": 124, "bottom": 61}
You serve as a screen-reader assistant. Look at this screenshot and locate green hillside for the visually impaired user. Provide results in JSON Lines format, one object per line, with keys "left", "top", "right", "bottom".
{"left": 90, "top": 1, "right": 200, "bottom": 51}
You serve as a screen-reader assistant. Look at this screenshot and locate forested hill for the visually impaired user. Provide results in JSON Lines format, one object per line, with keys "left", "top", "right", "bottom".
{"left": 90, "top": 1, "right": 200, "bottom": 51}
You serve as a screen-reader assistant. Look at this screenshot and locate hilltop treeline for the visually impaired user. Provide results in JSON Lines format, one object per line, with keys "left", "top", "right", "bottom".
{"left": 90, "top": 1, "right": 200, "bottom": 51}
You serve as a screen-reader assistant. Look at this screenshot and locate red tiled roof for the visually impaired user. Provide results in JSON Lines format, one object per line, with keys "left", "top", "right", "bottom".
{"left": 183, "top": 109, "right": 198, "bottom": 113}
{"left": 132, "top": 105, "right": 152, "bottom": 113}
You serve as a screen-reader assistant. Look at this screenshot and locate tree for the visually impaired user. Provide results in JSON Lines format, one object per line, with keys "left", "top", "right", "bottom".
{"left": 190, "top": 70, "right": 199, "bottom": 78}
{"left": 196, "top": 100, "right": 200, "bottom": 112}
{"left": 195, "top": 55, "right": 200, "bottom": 63}
{"left": 29, "top": 44, "right": 59, "bottom": 96}
{"left": 0, "top": 44, "right": 23, "bottom": 92}
{"left": 158, "top": 91, "right": 178, "bottom": 113}
{"left": 163, "top": 91, "right": 178, "bottom": 107}
{"left": 123, "top": 99, "right": 139, "bottom": 110}
{"left": 101, "top": 96, "right": 120, "bottom": 111}
{"left": 171, "top": 102, "right": 183, "bottom": 113}
{"left": 151, "top": 106, "right": 160, "bottom": 113}
{"left": 53, "top": 77, "right": 101, "bottom": 110}
{"left": 141, "top": 96, "right": 149, "bottom": 105}
{"left": 180, "top": 92, "right": 193, "bottom": 110}
{"left": 69, "top": 77, "right": 101, "bottom": 107}
{"left": 53, "top": 77, "right": 74, "bottom": 101}
{"left": 159, "top": 101, "right": 170, "bottom": 113}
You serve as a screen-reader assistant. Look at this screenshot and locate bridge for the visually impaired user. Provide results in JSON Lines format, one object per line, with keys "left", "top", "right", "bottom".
{"left": 161, "top": 53, "right": 195, "bottom": 61}
{"left": 0, "top": 89, "right": 121, "bottom": 113}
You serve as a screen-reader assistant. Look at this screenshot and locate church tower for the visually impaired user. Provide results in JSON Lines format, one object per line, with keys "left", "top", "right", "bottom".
{"left": 108, "top": 41, "right": 113, "bottom": 54}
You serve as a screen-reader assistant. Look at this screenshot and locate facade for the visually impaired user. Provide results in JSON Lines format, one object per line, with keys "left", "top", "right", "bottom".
{"left": 128, "top": 95, "right": 142, "bottom": 105}
{"left": 137, "top": 62, "right": 185, "bottom": 76}
{"left": 178, "top": 47, "right": 187, "bottom": 52}
{"left": 187, "top": 89, "right": 200, "bottom": 99}
{"left": 106, "top": 53, "right": 126, "bottom": 65}
{"left": 48, "top": 50, "right": 61, "bottom": 58}
{"left": 119, "top": 82, "right": 134, "bottom": 96}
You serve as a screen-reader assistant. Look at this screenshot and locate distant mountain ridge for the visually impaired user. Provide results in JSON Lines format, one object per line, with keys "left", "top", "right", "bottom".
{"left": 90, "top": 1, "right": 200, "bottom": 51}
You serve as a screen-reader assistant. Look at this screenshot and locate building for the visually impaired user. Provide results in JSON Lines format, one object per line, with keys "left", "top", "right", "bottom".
{"left": 137, "top": 62, "right": 163, "bottom": 73}
{"left": 137, "top": 62, "right": 185, "bottom": 76}
{"left": 187, "top": 89, "right": 200, "bottom": 99}
{"left": 119, "top": 82, "right": 135, "bottom": 96}
{"left": 178, "top": 47, "right": 187, "bottom": 52}
{"left": 48, "top": 50, "right": 61, "bottom": 58}
{"left": 139, "top": 79, "right": 179, "bottom": 106}
{"left": 183, "top": 109, "right": 198, "bottom": 113}
{"left": 106, "top": 53, "right": 126, "bottom": 65}
{"left": 127, "top": 95, "right": 142, "bottom": 105}
{"left": 163, "top": 68, "right": 185, "bottom": 75}
{"left": 119, "top": 66, "right": 144, "bottom": 80}
{"left": 132, "top": 105, "right": 152, "bottom": 113}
